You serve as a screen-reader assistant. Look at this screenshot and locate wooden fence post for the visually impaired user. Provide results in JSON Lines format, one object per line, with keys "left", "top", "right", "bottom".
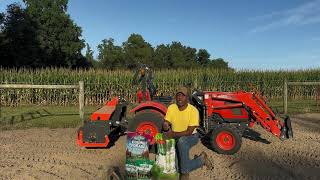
{"left": 79, "top": 81, "right": 84, "bottom": 121}
{"left": 0, "top": 89, "right": 2, "bottom": 119}
{"left": 316, "top": 86, "right": 320, "bottom": 108}
{"left": 283, "top": 79, "right": 288, "bottom": 114}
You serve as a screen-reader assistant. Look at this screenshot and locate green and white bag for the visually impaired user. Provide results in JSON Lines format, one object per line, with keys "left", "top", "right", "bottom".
{"left": 152, "top": 133, "right": 179, "bottom": 180}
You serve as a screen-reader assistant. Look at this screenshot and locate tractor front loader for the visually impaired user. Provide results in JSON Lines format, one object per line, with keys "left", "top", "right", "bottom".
{"left": 191, "top": 90, "right": 293, "bottom": 154}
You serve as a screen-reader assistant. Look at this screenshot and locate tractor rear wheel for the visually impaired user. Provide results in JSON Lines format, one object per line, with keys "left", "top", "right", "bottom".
{"left": 209, "top": 124, "right": 242, "bottom": 155}
{"left": 128, "top": 111, "right": 163, "bottom": 138}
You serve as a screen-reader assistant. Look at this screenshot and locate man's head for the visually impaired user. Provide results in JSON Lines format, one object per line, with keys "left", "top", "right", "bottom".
{"left": 176, "top": 86, "right": 189, "bottom": 109}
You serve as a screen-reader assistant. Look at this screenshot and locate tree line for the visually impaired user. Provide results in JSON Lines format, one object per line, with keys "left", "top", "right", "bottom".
{"left": 1, "top": 0, "right": 230, "bottom": 70}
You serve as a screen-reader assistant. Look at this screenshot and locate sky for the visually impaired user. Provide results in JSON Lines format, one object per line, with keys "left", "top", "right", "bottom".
{"left": 1, "top": 0, "right": 320, "bottom": 70}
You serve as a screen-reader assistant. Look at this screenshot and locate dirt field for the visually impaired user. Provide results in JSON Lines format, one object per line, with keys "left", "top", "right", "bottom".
{"left": 0, "top": 114, "right": 319, "bottom": 180}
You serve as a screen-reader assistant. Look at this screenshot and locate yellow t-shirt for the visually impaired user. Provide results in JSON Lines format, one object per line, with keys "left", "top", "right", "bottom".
{"left": 165, "top": 103, "right": 199, "bottom": 133}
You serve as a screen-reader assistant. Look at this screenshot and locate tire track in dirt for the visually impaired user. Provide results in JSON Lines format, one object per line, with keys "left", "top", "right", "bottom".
{"left": 39, "top": 169, "right": 65, "bottom": 180}
{"left": 0, "top": 144, "right": 120, "bottom": 178}
{"left": 0, "top": 175, "right": 12, "bottom": 180}
{"left": 1, "top": 154, "right": 95, "bottom": 176}
{"left": 1, "top": 146, "right": 104, "bottom": 157}
{"left": 12, "top": 141, "right": 78, "bottom": 151}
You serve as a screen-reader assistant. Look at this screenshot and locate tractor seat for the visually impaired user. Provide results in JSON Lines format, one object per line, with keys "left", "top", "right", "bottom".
{"left": 152, "top": 96, "right": 173, "bottom": 106}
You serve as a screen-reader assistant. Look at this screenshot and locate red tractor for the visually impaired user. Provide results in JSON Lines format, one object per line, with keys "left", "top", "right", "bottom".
{"left": 77, "top": 88, "right": 292, "bottom": 155}
{"left": 77, "top": 66, "right": 293, "bottom": 154}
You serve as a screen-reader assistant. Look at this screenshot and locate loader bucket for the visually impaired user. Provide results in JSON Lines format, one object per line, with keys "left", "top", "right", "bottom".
{"left": 280, "top": 116, "right": 293, "bottom": 140}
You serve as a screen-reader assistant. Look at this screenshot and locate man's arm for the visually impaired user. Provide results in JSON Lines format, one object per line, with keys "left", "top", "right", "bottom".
{"left": 164, "top": 126, "right": 197, "bottom": 139}
{"left": 162, "top": 120, "right": 171, "bottom": 132}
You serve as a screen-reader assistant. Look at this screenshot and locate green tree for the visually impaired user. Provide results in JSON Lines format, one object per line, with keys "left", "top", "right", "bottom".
{"left": 153, "top": 44, "right": 171, "bottom": 69}
{"left": 0, "top": 11, "right": 7, "bottom": 66}
{"left": 168, "top": 42, "right": 198, "bottom": 69}
{"left": 197, "top": 49, "right": 210, "bottom": 65}
{"left": 208, "top": 58, "right": 229, "bottom": 69}
{"left": 0, "top": 3, "right": 39, "bottom": 67}
{"left": 97, "top": 38, "right": 124, "bottom": 69}
{"left": 184, "top": 46, "right": 198, "bottom": 68}
{"left": 85, "top": 43, "right": 94, "bottom": 67}
{"left": 169, "top": 42, "right": 186, "bottom": 68}
{"left": 23, "top": 0, "right": 86, "bottom": 67}
{"left": 122, "top": 33, "right": 154, "bottom": 69}
{"left": 0, "top": 12, "right": 4, "bottom": 25}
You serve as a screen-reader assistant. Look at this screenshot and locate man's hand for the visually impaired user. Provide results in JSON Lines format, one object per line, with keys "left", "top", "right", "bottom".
{"left": 163, "top": 130, "right": 175, "bottom": 139}
{"left": 163, "top": 126, "right": 197, "bottom": 139}
{"left": 162, "top": 121, "right": 171, "bottom": 132}
{"left": 168, "top": 126, "right": 197, "bottom": 138}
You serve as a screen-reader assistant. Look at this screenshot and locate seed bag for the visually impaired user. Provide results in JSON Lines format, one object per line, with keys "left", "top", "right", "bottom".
{"left": 151, "top": 133, "right": 179, "bottom": 180}
{"left": 125, "top": 132, "right": 154, "bottom": 180}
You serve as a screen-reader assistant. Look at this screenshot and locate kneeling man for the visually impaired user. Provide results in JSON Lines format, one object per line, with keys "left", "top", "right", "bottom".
{"left": 163, "top": 86, "right": 213, "bottom": 179}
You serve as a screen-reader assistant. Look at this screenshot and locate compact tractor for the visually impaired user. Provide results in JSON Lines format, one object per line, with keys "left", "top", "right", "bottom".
{"left": 77, "top": 66, "right": 293, "bottom": 154}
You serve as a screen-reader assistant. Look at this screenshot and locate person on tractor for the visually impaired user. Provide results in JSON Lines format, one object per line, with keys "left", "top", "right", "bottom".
{"left": 132, "top": 64, "right": 156, "bottom": 103}
{"left": 162, "top": 86, "right": 213, "bottom": 180}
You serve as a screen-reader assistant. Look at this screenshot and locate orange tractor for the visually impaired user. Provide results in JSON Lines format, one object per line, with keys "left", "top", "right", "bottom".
{"left": 77, "top": 66, "right": 293, "bottom": 154}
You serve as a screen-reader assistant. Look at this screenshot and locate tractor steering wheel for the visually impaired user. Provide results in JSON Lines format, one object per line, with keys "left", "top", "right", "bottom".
{"left": 191, "top": 89, "right": 205, "bottom": 107}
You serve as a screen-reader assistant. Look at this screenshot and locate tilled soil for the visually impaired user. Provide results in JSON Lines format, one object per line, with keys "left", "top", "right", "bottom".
{"left": 0, "top": 114, "right": 319, "bottom": 180}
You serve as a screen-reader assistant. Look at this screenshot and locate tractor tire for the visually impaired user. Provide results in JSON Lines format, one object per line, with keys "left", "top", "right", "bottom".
{"left": 208, "top": 124, "right": 242, "bottom": 155}
{"left": 128, "top": 111, "right": 163, "bottom": 138}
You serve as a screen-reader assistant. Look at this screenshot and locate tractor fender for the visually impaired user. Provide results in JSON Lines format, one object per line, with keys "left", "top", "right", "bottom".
{"left": 130, "top": 101, "right": 167, "bottom": 116}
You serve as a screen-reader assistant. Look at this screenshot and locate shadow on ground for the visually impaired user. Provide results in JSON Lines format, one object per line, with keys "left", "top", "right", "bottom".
{"left": 290, "top": 115, "right": 320, "bottom": 133}
{"left": 228, "top": 145, "right": 320, "bottom": 179}
{"left": 0, "top": 108, "right": 95, "bottom": 126}
{"left": 242, "top": 128, "right": 271, "bottom": 144}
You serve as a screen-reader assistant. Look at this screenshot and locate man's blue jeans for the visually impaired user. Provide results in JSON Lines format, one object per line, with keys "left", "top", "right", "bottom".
{"left": 176, "top": 133, "right": 204, "bottom": 174}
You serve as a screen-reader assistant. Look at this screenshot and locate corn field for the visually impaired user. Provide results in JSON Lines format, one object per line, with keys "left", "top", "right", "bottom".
{"left": 0, "top": 67, "right": 320, "bottom": 106}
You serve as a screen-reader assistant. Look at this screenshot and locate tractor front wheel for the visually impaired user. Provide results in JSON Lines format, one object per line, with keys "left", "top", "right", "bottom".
{"left": 209, "top": 124, "right": 242, "bottom": 155}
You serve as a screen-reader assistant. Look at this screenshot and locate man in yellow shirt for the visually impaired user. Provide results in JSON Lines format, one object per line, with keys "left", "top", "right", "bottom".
{"left": 163, "top": 87, "right": 213, "bottom": 179}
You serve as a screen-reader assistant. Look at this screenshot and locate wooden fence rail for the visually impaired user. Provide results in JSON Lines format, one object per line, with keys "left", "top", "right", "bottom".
{"left": 283, "top": 80, "right": 320, "bottom": 114}
{"left": 0, "top": 81, "right": 84, "bottom": 121}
